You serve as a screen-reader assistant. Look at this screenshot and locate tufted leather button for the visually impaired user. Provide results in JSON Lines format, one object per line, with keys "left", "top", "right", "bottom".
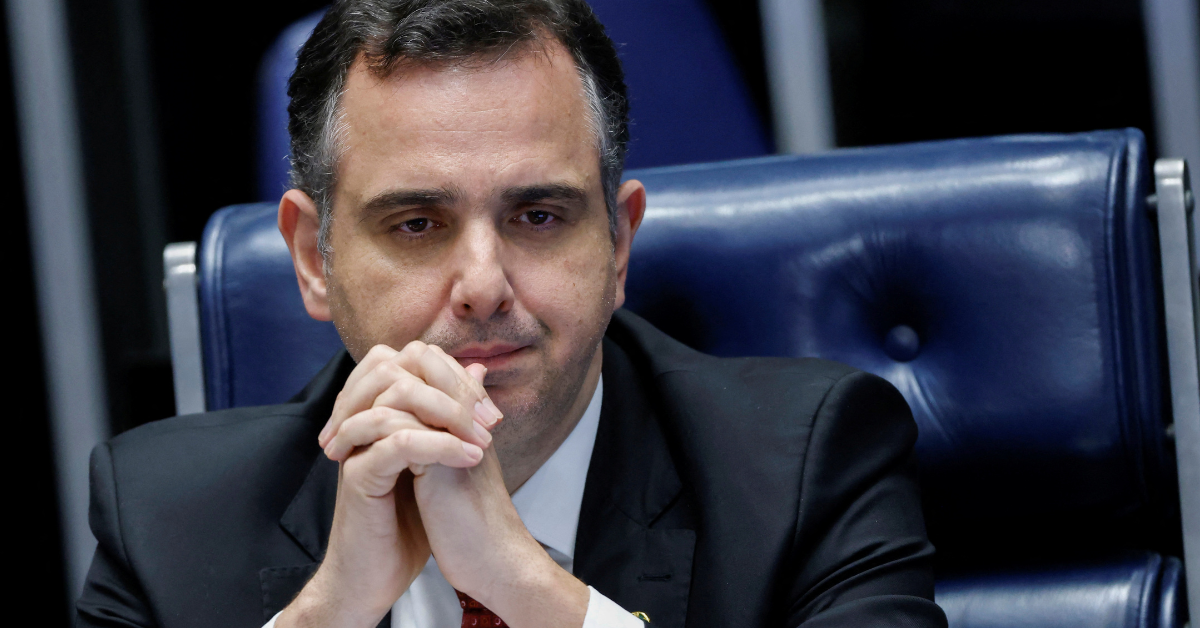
{"left": 883, "top": 325, "right": 921, "bottom": 362}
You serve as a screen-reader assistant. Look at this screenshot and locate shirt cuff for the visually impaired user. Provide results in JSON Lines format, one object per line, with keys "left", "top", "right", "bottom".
{"left": 262, "top": 611, "right": 281, "bottom": 628}
{"left": 583, "top": 586, "right": 646, "bottom": 627}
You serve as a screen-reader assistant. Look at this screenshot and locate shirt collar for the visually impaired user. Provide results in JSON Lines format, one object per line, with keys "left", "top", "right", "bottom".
{"left": 509, "top": 375, "right": 603, "bottom": 561}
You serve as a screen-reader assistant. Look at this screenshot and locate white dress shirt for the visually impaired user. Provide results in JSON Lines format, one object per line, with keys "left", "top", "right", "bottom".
{"left": 265, "top": 376, "right": 641, "bottom": 628}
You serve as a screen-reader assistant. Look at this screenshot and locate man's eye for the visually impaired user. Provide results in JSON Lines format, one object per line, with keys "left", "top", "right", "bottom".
{"left": 398, "top": 217, "right": 432, "bottom": 233}
{"left": 519, "top": 210, "right": 555, "bottom": 226}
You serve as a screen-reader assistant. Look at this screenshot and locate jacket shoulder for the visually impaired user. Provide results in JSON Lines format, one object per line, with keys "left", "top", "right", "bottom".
{"left": 107, "top": 402, "right": 314, "bottom": 469}
{"left": 606, "top": 309, "right": 915, "bottom": 495}
{"left": 105, "top": 349, "right": 354, "bottom": 463}
{"left": 97, "top": 402, "right": 322, "bottom": 542}
{"left": 608, "top": 308, "right": 868, "bottom": 411}
{"left": 111, "top": 401, "right": 309, "bottom": 442}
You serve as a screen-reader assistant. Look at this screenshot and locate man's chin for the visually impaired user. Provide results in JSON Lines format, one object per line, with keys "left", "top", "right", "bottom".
{"left": 482, "top": 375, "right": 540, "bottom": 415}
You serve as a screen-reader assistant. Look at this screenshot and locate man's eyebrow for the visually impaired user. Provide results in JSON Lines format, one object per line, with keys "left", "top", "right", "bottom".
{"left": 501, "top": 183, "right": 589, "bottom": 206}
{"left": 357, "top": 187, "right": 462, "bottom": 218}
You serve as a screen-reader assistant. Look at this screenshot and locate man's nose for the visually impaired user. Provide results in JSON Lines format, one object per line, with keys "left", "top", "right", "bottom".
{"left": 449, "top": 222, "right": 514, "bottom": 320}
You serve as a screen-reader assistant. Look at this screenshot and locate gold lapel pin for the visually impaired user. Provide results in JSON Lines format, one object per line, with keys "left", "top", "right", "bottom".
{"left": 631, "top": 611, "right": 650, "bottom": 623}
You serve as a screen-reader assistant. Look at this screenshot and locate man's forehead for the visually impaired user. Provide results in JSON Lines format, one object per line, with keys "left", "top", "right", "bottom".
{"left": 335, "top": 38, "right": 599, "bottom": 205}
{"left": 338, "top": 45, "right": 588, "bottom": 138}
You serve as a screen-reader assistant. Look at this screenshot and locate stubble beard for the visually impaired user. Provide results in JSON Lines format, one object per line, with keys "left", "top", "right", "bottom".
{"left": 481, "top": 313, "right": 607, "bottom": 468}
{"left": 419, "top": 296, "right": 612, "bottom": 469}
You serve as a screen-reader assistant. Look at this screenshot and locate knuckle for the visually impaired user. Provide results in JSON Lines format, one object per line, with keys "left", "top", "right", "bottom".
{"left": 392, "top": 429, "right": 414, "bottom": 451}
{"left": 453, "top": 378, "right": 471, "bottom": 401}
{"left": 375, "top": 360, "right": 401, "bottom": 378}
{"left": 392, "top": 376, "right": 416, "bottom": 398}
{"left": 369, "top": 406, "right": 391, "bottom": 425}
{"left": 451, "top": 397, "right": 472, "bottom": 422}
{"left": 339, "top": 414, "right": 361, "bottom": 434}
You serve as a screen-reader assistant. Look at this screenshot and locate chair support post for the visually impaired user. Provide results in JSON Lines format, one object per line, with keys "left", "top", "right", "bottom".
{"left": 164, "top": 242, "right": 206, "bottom": 415}
{"left": 1154, "top": 157, "right": 1200, "bottom": 618}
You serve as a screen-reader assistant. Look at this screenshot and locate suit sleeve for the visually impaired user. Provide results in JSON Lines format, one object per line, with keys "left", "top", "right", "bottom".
{"left": 782, "top": 370, "right": 947, "bottom": 628}
{"left": 75, "top": 442, "right": 157, "bottom": 628}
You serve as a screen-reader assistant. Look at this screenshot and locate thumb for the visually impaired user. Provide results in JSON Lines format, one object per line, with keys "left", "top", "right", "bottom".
{"left": 465, "top": 363, "right": 487, "bottom": 385}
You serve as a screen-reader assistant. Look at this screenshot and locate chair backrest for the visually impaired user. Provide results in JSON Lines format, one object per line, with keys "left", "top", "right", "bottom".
{"left": 191, "top": 130, "right": 1189, "bottom": 627}
{"left": 256, "top": 10, "right": 322, "bottom": 202}
{"left": 583, "top": 0, "right": 771, "bottom": 169}
{"left": 623, "top": 130, "right": 1171, "bottom": 540}
{"left": 197, "top": 203, "right": 341, "bottom": 410}
{"left": 254, "top": 2, "right": 770, "bottom": 200}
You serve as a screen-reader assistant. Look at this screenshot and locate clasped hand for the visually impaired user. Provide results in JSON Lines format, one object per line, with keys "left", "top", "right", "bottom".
{"left": 277, "top": 342, "right": 588, "bottom": 628}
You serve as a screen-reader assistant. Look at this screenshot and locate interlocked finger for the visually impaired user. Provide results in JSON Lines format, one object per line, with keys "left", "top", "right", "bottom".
{"left": 324, "top": 406, "right": 422, "bottom": 462}
{"left": 341, "top": 344, "right": 401, "bottom": 397}
{"left": 321, "top": 357, "right": 411, "bottom": 447}
{"left": 424, "top": 344, "right": 503, "bottom": 426}
{"left": 372, "top": 370, "right": 491, "bottom": 449}
{"left": 342, "top": 429, "right": 484, "bottom": 498}
{"left": 394, "top": 342, "right": 500, "bottom": 428}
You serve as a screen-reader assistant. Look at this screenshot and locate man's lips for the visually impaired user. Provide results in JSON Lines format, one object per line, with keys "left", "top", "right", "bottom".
{"left": 450, "top": 343, "right": 527, "bottom": 359}
{"left": 450, "top": 343, "right": 531, "bottom": 370}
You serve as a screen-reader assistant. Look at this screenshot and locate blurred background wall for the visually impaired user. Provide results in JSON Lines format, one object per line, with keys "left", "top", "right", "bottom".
{"left": 4, "top": 0, "right": 1196, "bottom": 624}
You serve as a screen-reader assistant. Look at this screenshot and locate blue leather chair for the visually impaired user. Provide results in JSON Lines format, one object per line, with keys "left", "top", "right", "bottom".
{"left": 254, "top": 3, "right": 770, "bottom": 200}
{"left": 165, "top": 130, "right": 1198, "bottom": 627}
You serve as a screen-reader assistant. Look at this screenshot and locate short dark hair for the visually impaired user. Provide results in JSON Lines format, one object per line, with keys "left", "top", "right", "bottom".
{"left": 287, "top": 0, "right": 630, "bottom": 255}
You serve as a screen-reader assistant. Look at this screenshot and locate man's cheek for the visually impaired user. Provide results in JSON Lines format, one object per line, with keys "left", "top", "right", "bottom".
{"left": 524, "top": 260, "right": 604, "bottom": 321}
{"left": 350, "top": 267, "right": 447, "bottom": 347}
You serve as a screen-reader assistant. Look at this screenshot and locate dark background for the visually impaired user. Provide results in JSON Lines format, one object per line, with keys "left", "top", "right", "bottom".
{"left": 6, "top": 0, "right": 1181, "bottom": 623}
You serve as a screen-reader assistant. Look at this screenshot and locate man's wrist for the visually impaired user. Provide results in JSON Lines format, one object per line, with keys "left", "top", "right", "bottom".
{"left": 276, "top": 567, "right": 391, "bottom": 628}
{"left": 483, "top": 552, "right": 590, "bottom": 628}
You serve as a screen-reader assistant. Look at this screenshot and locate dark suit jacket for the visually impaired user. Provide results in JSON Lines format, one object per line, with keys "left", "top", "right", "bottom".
{"left": 77, "top": 310, "right": 945, "bottom": 628}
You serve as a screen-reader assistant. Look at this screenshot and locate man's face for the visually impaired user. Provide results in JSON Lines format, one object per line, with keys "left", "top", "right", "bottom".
{"left": 308, "top": 41, "right": 633, "bottom": 461}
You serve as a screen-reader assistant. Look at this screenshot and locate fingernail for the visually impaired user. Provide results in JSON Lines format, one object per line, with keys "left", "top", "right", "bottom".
{"left": 474, "top": 401, "right": 496, "bottom": 427}
{"left": 318, "top": 423, "right": 331, "bottom": 446}
{"left": 462, "top": 442, "right": 483, "bottom": 462}
{"left": 483, "top": 397, "right": 504, "bottom": 421}
{"left": 473, "top": 420, "right": 492, "bottom": 445}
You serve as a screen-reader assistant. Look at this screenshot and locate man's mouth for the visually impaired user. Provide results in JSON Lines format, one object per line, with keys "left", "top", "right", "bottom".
{"left": 450, "top": 343, "right": 531, "bottom": 370}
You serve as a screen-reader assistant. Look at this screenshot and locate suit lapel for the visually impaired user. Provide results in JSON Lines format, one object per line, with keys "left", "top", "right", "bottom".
{"left": 278, "top": 453, "right": 339, "bottom": 561}
{"left": 260, "top": 453, "right": 353, "bottom": 623}
{"left": 272, "top": 352, "right": 351, "bottom": 564}
{"left": 574, "top": 338, "right": 696, "bottom": 628}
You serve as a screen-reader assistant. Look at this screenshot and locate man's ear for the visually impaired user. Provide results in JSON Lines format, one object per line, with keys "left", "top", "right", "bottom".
{"left": 612, "top": 179, "right": 646, "bottom": 311}
{"left": 278, "top": 189, "right": 333, "bottom": 321}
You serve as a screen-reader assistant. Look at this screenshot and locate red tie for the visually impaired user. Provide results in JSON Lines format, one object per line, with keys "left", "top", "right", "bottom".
{"left": 456, "top": 590, "right": 508, "bottom": 627}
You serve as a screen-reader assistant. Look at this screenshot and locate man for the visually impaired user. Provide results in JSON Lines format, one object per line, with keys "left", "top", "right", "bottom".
{"left": 77, "top": 1, "right": 945, "bottom": 627}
